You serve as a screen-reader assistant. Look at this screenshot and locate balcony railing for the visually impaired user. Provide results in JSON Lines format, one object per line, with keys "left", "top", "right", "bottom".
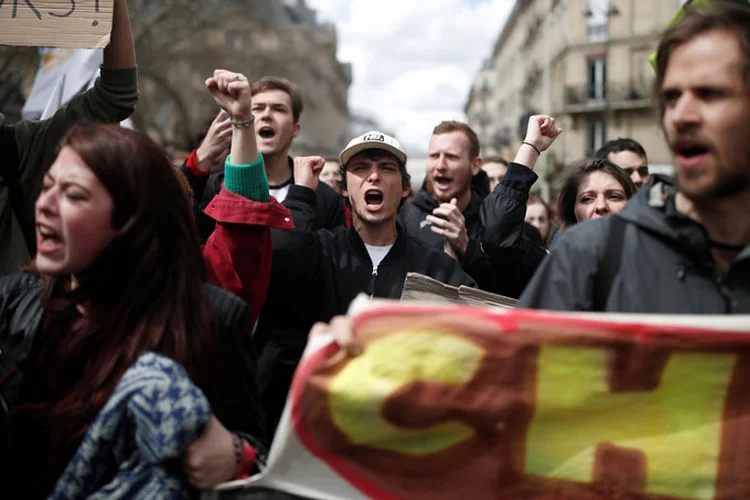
{"left": 587, "top": 23, "right": 607, "bottom": 42}
{"left": 563, "top": 81, "right": 653, "bottom": 113}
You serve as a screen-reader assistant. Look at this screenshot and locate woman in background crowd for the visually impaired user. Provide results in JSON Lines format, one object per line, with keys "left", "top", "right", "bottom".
{"left": 556, "top": 158, "right": 636, "bottom": 230}
{"left": 525, "top": 195, "right": 554, "bottom": 248}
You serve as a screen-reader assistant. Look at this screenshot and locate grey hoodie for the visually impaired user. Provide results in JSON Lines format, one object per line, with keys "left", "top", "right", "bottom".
{"left": 519, "top": 175, "right": 750, "bottom": 313}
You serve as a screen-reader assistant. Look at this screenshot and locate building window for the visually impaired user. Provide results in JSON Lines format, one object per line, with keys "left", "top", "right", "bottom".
{"left": 587, "top": 56, "right": 607, "bottom": 100}
{"left": 588, "top": 116, "right": 606, "bottom": 154}
{"left": 587, "top": 0, "right": 609, "bottom": 42}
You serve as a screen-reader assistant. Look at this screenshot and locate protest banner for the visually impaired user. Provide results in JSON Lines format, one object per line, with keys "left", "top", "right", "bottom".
{"left": 0, "top": 0, "right": 113, "bottom": 49}
{"left": 209, "top": 297, "right": 750, "bottom": 499}
{"left": 22, "top": 48, "right": 102, "bottom": 119}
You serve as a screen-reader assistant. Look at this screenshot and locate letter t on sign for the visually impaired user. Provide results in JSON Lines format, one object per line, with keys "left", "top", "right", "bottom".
{"left": 525, "top": 346, "right": 735, "bottom": 498}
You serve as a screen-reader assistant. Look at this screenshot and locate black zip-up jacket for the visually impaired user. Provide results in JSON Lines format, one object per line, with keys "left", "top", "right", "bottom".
{"left": 519, "top": 175, "right": 750, "bottom": 313}
{"left": 274, "top": 185, "right": 475, "bottom": 322}
{"left": 399, "top": 162, "right": 547, "bottom": 298}
{"left": 183, "top": 155, "right": 345, "bottom": 242}
{"left": 0, "top": 273, "right": 267, "bottom": 455}
{"left": 399, "top": 182, "right": 485, "bottom": 260}
{"left": 257, "top": 184, "right": 475, "bottom": 434}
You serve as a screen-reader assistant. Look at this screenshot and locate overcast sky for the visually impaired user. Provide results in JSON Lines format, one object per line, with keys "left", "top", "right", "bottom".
{"left": 306, "top": 0, "right": 515, "bottom": 153}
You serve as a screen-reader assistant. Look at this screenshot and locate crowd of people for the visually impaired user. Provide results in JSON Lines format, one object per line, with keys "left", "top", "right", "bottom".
{"left": 0, "top": 0, "right": 748, "bottom": 497}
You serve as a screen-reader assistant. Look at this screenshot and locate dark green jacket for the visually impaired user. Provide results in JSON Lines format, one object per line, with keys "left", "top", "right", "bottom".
{"left": 0, "top": 67, "right": 139, "bottom": 276}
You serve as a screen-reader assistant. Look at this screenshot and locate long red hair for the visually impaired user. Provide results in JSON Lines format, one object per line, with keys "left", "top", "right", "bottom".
{"left": 16, "top": 124, "right": 218, "bottom": 471}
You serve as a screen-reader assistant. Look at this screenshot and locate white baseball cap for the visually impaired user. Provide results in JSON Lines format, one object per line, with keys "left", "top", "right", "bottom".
{"left": 339, "top": 131, "right": 408, "bottom": 167}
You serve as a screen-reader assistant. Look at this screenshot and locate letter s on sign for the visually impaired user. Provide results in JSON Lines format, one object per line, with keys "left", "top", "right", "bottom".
{"left": 328, "top": 330, "right": 484, "bottom": 455}
{"left": 49, "top": 0, "right": 76, "bottom": 18}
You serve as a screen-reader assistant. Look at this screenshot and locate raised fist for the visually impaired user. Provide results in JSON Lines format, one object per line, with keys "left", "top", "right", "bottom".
{"left": 294, "top": 156, "right": 326, "bottom": 191}
{"left": 523, "top": 115, "right": 563, "bottom": 153}
{"left": 205, "top": 69, "right": 252, "bottom": 121}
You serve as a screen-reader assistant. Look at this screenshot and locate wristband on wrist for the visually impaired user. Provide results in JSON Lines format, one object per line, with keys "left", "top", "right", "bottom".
{"left": 231, "top": 116, "right": 254, "bottom": 128}
{"left": 232, "top": 434, "right": 257, "bottom": 480}
{"left": 522, "top": 141, "right": 541, "bottom": 156}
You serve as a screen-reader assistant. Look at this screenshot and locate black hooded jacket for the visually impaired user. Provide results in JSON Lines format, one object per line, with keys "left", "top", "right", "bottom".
{"left": 257, "top": 184, "right": 475, "bottom": 433}
{"left": 519, "top": 175, "right": 750, "bottom": 313}
{"left": 399, "top": 163, "right": 547, "bottom": 298}
{"left": 272, "top": 185, "right": 475, "bottom": 321}
{"left": 399, "top": 182, "right": 486, "bottom": 265}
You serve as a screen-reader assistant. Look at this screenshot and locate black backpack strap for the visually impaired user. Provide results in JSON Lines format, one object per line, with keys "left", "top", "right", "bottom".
{"left": 0, "top": 125, "right": 33, "bottom": 252}
{"left": 593, "top": 215, "right": 627, "bottom": 311}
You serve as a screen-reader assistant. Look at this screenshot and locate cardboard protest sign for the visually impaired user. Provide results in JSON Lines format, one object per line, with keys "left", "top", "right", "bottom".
{"left": 0, "top": 0, "right": 113, "bottom": 49}
{"left": 211, "top": 298, "right": 750, "bottom": 500}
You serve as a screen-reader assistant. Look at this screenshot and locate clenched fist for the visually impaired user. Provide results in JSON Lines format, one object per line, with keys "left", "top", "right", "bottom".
{"left": 205, "top": 70, "right": 252, "bottom": 121}
{"left": 294, "top": 156, "right": 326, "bottom": 191}
{"left": 523, "top": 115, "right": 563, "bottom": 153}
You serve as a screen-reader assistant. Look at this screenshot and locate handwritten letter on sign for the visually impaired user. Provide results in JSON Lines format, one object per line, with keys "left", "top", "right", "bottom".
{"left": 0, "top": 0, "right": 113, "bottom": 49}
{"left": 281, "top": 304, "right": 750, "bottom": 500}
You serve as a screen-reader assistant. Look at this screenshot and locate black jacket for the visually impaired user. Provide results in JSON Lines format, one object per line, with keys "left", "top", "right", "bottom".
{"left": 399, "top": 182, "right": 485, "bottom": 261}
{"left": 0, "top": 273, "right": 266, "bottom": 449}
{"left": 183, "top": 156, "right": 346, "bottom": 242}
{"left": 257, "top": 184, "right": 475, "bottom": 433}
{"left": 399, "top": 163, "right": 547, "bottom": 298}
{"left": 518, "top": 175, "right": 750, "bottom": 313}
{"left": 275, "top": 185, "right": 475, "bottom": 323}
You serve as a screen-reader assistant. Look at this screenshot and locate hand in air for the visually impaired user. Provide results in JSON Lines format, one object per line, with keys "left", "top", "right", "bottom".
{"left": 523, "top": 115, "right": 563, "bottom": 153}
{"left": 293, "top": 156, "right": 326, "bottom": 191}
{"left": 205, "top": 70, "right": 252, "bottom": 121}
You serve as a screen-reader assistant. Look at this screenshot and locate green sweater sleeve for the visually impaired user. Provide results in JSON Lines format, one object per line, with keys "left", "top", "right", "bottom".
{"left": 224, "top": 153, "right": 269, "bottom": 202}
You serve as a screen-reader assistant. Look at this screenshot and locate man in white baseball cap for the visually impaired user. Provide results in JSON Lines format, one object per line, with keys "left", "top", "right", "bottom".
{"left": 259, "top": 130, "right": 475, "bottom": 430}
{"left": 339, "top": 130, "right": 408, "bottom": 167}
{"left": 336, "top": 131, "right": 410, "bottom": 242}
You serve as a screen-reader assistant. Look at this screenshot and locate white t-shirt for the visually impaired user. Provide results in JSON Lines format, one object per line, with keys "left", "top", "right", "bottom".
{"left": 269, "top": 184, "right": 291, "bottom": 203}
{"left": 364, "top": 243, "right": 393, "bottom": 267}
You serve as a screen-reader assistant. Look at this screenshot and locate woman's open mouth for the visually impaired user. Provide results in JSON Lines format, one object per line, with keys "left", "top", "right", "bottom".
{"left": 37, "top": 224, "right": 62, "bottom": 254}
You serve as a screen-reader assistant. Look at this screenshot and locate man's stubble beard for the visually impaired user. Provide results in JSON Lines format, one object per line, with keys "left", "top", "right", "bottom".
{"left": 677, "top": 156, "right": 750, "bottom": 202}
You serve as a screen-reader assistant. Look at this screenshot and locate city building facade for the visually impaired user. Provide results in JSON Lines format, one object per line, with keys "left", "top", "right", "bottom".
{"left": 466, "top": 0, "right": 684, "bottom": 197}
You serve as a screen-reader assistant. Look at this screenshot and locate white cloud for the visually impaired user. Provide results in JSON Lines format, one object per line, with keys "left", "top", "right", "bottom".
{"left": 307, "top": 0, "right": 515, "bottom": 153}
